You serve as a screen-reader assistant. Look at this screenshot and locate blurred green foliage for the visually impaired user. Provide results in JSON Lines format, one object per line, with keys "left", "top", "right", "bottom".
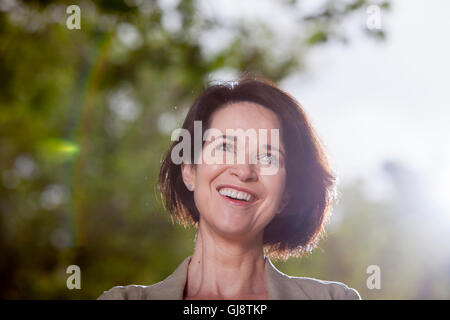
{"left": 2, "top": 0, "right": 448, "bottom": 300}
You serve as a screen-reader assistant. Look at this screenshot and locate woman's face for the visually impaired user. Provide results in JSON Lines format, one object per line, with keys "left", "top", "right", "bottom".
{"left": 182, "top": 102, "right": 288, "bottom": 243}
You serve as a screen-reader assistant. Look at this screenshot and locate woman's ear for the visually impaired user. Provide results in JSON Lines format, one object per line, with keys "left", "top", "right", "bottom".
{"left": 181, "top": 163, "right": 195, "bottom": 191}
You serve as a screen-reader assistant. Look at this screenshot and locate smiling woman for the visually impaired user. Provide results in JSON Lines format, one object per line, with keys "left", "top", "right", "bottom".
{"left": 97, "top": 74, "right": 361, "bottom": 300}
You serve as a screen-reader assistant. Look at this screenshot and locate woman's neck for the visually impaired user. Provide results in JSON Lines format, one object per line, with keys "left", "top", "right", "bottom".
{"left": 184, "top": 225, "right": 268, "bottom": 300}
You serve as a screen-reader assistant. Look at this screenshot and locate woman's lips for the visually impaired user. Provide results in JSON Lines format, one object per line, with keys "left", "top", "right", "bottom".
{"left": 218, "top": 191, "right": 255, "bottom": 207}
{"left": 216, "top": 188, "right": 257, "bottom": 207}
{"left": 216, "top": 184, "right": 258, "bottom": 200}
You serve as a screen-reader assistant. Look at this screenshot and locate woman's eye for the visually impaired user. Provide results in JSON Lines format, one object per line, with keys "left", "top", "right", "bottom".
{"left": 258, "top": 153, "right": 279, "bottom": 166}
{"left": 216, "top": 142, "right": 234, "bottom": 152}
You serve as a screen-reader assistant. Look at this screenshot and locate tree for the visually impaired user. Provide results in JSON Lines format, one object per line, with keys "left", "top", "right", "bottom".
{"left": 0, "top": 0, "right": 390, "bottom": 298}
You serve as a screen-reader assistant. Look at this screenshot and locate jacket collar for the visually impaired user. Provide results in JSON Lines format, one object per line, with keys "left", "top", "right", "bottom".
{"left": 154, "top": 255, "right": 309, "bottom": 300}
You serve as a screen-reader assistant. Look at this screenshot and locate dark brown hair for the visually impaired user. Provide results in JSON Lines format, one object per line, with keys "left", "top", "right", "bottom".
{"left": 158, "top": 74, "right": 336, "bottom": 261}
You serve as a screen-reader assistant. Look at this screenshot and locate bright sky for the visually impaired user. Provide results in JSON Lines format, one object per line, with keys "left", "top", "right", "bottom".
{"left": 197, "top": 0, "right": 450, "bottom": 213}
{"left": 281, "top": 0, "right": 450, "bottom": 210}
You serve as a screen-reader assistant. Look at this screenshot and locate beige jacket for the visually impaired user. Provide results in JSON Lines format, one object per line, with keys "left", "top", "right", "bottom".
{"left": 98, "top": 256, "right": 361, "bottom": 300}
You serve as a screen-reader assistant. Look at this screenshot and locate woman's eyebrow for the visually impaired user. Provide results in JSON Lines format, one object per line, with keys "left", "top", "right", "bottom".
{"left": 211, "top": 134, "right": 236, "bottom": 143}
{"left": 204, "top": 135, "right": 235, "bottom": 148}
{"left": 222, "top": 135, "right": 235, "bottom": 141}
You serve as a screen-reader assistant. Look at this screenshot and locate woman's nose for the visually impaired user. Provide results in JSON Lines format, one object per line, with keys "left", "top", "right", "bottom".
{"left": 230, "top": 162, "right": 258, "bottom": 181}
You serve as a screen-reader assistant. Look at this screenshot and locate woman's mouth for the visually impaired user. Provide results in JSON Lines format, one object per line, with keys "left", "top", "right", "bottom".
{"left": 217, "top": 186, "right": 257, "bottom": 207}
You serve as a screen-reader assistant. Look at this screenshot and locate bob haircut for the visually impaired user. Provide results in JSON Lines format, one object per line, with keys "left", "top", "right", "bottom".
{"left": 158, "top": 74, "right": 336, "bottom": 261}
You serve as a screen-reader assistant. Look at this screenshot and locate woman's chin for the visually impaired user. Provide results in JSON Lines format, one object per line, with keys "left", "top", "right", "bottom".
{"left": 211, "top": 220, "right": 254, "bottom": 240}
{"left": 201, "top": 209, "right": 258, "bottom": 240}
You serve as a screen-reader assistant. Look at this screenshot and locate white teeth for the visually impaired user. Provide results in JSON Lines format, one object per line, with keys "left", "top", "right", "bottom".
{"left": 218, "top": 188, "right": 253, "bottom": 201}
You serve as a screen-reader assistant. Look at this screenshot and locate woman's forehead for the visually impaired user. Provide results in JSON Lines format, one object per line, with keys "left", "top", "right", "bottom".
{"left": 209, "top": 102, "right": 282, "bottom": 131}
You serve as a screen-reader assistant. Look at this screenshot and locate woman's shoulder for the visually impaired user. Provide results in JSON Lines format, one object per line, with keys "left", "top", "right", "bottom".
{"left": 284, "top": 275, "right": 361, "bottom": 300}
{"left": 97, "top": 256, "right": 192, "bottom": 300}
{"left": 97, "top": 282, "right": 165, "bottom": 300}
{"left": 97, "top": 284, "right": 147, "bottom": 300}
{"left": 266, "top": 257, "right": 361, "bottom": 300}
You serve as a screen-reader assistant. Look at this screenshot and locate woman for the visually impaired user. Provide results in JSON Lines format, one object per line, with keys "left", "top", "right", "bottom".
{"left": 98, "top": 75, "right": 361, "bottom": 300}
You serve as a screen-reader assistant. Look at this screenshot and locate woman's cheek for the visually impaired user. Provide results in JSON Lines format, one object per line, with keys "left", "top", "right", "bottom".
{"left": 270, "top": 170, "right": 287, "bottom": 201}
